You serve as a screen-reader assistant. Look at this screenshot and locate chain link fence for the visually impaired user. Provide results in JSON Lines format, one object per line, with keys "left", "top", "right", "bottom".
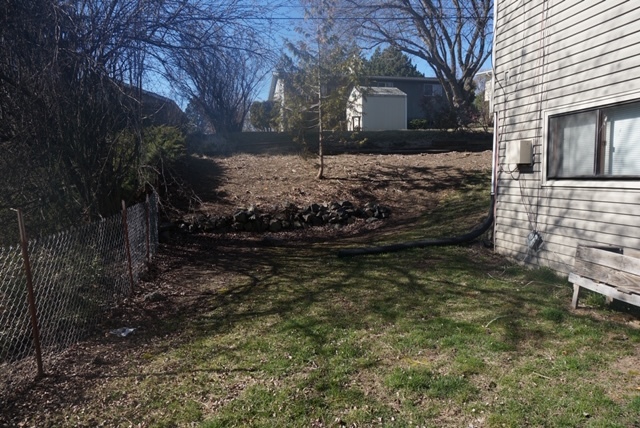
{"left": 0, "top": 193, "right": 158, "bottom": 375}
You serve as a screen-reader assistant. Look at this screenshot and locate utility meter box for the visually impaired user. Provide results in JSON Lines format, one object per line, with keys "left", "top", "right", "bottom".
{"left": 506, "top": 140, "right": 533, "bottom": 165}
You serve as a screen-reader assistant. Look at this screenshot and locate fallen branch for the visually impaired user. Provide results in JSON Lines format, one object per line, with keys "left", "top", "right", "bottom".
{"left": 484, "top": 315, "right": 509, "bottom": 328}
{"left": 532, "top": 372, "right": 552, "bottom": 380}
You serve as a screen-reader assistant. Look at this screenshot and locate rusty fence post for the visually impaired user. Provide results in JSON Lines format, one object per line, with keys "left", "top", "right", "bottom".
{"left": 121, "top": 200, "right": 135, "bottom": 294}
{"left": 15, "top": 209, "right": 44, "bottom": 378}
{"left": 145, "top": 194, "right": 151, "bottom": 265}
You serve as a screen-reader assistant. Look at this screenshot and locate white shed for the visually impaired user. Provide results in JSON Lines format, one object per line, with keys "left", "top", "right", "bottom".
{"left": 347, "top": 86, "right": 407, "bottom": 131}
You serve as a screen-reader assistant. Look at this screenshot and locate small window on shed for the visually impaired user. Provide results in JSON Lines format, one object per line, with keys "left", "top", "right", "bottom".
{"left": 351, "top": 116, "right": 361, "bottom": 131}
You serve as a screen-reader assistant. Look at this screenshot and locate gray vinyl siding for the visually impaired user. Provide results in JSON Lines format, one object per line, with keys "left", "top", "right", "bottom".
{"left": 493, "top": 0, "right": 640, "bottom": 274}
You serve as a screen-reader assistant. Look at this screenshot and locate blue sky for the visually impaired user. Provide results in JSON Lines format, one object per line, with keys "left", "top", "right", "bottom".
{"left": 150, "top": 2, "right": 492, "bottom": 106}
{"left": 249, "top": 2, "right": 493, "bottom": 101}
{"left": 251, "top": 3, "right": 442, "bottom": 101}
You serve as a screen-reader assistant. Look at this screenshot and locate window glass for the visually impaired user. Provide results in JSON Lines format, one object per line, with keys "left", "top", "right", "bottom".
{"left": 549, "top": 111, "right": 596, "bottom": 177}
{"left": 603, "top": 103, "right": 640, "bottom": 175}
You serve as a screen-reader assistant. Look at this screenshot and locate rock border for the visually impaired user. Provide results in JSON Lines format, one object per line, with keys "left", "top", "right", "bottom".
{"left": 162, "top": 201, "right": 391, "bottom": 238}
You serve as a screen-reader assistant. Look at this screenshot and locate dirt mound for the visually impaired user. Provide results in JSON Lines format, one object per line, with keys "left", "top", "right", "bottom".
{"left": 178, "top": 151, "right": 493, "bottom": 229}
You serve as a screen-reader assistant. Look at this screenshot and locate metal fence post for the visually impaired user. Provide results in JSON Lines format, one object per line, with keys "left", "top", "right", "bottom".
{"left": 145, "top": 194, "right": 151, "bottom": 265}
{"left": 121, "top": 200, "right": 135, "bottom": 293}
{"left": 15, "top": 209, "right": 44, "bottom": 378}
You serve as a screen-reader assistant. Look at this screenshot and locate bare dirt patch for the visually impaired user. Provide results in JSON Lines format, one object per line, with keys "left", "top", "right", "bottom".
{"left": 178, "top": 151, "right": 492, "bottom": 231}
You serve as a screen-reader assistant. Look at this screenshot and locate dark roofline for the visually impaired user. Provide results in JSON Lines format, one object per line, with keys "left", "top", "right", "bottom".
{"left": 367, "top": 75, "right": 440, "bottom": 83}
{"left": 267, "top": 73, "right": 442, "bottom": 101}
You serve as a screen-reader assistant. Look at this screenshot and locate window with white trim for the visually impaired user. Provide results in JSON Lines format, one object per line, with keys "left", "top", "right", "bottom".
{"left": 548, "top": 100, "right": 640, "bottom": 178}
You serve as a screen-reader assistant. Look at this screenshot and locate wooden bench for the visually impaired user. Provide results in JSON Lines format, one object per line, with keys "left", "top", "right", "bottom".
{"left": 569, "top": 245, "right": 640, "bottom": 309}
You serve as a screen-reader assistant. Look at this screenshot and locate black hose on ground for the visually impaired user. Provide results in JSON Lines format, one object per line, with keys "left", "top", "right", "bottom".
{"left": 337, "top": 196, "right": 495, "bottom": 258}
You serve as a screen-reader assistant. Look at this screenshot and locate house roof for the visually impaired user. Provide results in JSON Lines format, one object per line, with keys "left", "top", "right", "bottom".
{"left": 475, "top": 70, "right": 493, "bottom": 78}
{"left": 268, "top": 73, "right": 440, "bottom": 101}
{"left": 367, "top": 75, "right": 440, "bottom": 84}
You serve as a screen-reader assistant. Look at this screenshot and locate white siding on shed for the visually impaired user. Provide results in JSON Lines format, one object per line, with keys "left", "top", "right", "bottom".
{"left": 493, "top": 0, "right": 640, "bottom": 273}
{"left": 347, "top": 87, "right": 407, "bottom": 131}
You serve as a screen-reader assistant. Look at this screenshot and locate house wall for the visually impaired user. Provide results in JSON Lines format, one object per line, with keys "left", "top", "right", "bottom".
{"left": 368, "top": 77, "right": 442, "bottom": 122}
{"left": 493, "top": 0, "right": 640, "bottom": 273}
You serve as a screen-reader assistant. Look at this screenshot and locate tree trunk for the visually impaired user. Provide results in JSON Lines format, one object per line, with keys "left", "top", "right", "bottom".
{"left": 317, "top": 130, "right": 324, "bottom": 179}
{"left": 316, "top": 41, "right": 325, "bottom": 180}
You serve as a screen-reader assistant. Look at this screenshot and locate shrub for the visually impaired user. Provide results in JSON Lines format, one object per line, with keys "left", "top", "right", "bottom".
{"left": 134, "top": 125, "right": 186, "bottom": 194}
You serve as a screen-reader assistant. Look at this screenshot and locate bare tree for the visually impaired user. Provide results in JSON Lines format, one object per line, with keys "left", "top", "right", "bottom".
{"left": 0, "top": 0, "right": 136, "bottom": 234}
{"left": 161, "top": 1, "right": 277, "bottom": 134}
{"left": 281, "top": 0, "right": 363, "bottom": 179}
{"left": 343, "top": 0, "right": 493, "bottom": 116}
{"left": 167, "top": 46, "right": 268, "bottom": 133}
{"left": 0, "top": 0, "right": 279, "bottom": 241}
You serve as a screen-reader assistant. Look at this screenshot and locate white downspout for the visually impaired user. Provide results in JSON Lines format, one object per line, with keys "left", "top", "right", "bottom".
{"left": 490, "top": 0, "right": 499, "bottom": 246}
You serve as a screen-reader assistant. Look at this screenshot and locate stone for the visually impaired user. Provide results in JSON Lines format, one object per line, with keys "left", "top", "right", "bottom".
{"left": 269, "top": 219, "right": 283, "bottom": 232}
{"left": 144, "top": 291, "right": 166, "bottom": 302}
{"left": 328, "top": 215, "right": 341, "bottom": 224}
{"left": 312, "top": 214, "right": 324, "bottom": 226}
{"left": 187, "top": 199, "right": 389, "bottom": 234}
{"left": 244, "top": 221, "right": 259, "bottom": 232}
{"left": 233, "top": 210, "right": 249, "bottom": 223}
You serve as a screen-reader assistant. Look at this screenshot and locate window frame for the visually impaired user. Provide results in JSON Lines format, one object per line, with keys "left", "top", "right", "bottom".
{"left": 543, "top": 95, "right": 640, "bottom": 189}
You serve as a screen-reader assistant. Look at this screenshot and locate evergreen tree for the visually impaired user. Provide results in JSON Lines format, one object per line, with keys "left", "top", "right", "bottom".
{"left": 364, "top": 46, "right": 424, "bottom": 77}
{"left": 249, "top": 101, "right": 279, "bottom": 132}
{"left": 337, "top": 0, "right": 492, "bottom": 118}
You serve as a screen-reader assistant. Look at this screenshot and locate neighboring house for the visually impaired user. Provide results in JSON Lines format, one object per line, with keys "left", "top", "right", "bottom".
{"left": 492, "top": 1, "right": 640, "bottom": 274}
{"left": 475, "top": 70, "right": 493, "bottom": 111}
{"left": 267, "top": 73, "right": 444, "bottom": 128}
{"left": 347, "top": 87, "right": 407, "bottom": 131}
{"left": 366, "top": 76, "right": 443, "bottom": 123}
{"left": 139, "top": 89, "right": 188, "bottom": 129}
{"left": 366, "top": 76, "right": 447, "bottom": 122}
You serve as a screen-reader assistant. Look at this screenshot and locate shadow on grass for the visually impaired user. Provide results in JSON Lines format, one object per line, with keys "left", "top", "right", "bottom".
{"left": 140, "top": 232, "right": 563, "bottom": 362}
{"left": 325, "top": 165, "right": 491, "bottom": 201}
{"left": 4, "top": 179, "right": 640, "bottom": 426}
{"left": 174, "top": 155, "right": 226, "bottom": 203}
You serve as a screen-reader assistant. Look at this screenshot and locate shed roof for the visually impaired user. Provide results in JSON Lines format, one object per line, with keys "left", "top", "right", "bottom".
{"left": 356, "top": 86, "right": 407, "bottom": 97}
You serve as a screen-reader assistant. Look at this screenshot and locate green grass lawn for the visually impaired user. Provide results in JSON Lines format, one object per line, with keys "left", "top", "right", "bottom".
{"left": 57, "top": 179, "right": 640, "bottom": 427}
